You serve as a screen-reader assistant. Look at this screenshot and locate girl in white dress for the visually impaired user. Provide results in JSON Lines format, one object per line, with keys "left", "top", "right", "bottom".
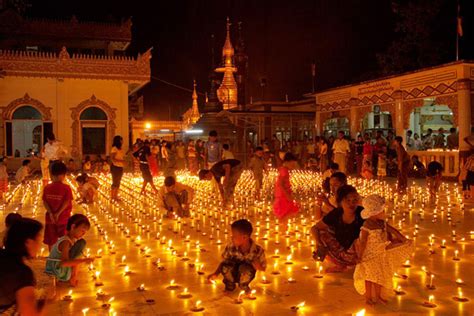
{"left": 354, "top": 195, "right": 413, "bottom": 305}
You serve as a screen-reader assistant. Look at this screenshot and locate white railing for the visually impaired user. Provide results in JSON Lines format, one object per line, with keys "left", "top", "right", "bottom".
{"left": 409, "top": 150, "right": 460, "bottom": 177}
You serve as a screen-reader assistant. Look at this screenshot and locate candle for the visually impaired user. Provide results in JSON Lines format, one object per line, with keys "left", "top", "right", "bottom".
{"left": 95, "top": 271, "right": 103, "bottom": 286}
{"left": 456, "top": 278, "right": 464, "bottom": 285}
{"left": 272, "top": 262, "right": 280, "bottom": 275}
{"left": 302, "top": 266, "right": 309, "bottom": 271}
{"left": 291, "top": 301, "right": 305, "bottom": 311}
{"left": 235, "top": 290, "right": 245, "bottom": 304}
{"left": 427, "top": 274, "right": 435, "bottom": 289}
{"left": 453, "top": 250, "right": 460, "bottom": 261}
{"left": 285, "top": 255, "right": 293, "bottom": 265}
{"left": 178, "top": 287, "right": 192, "bottom": 298}
{"left": 191, "top": 300, "right": 204, "bottom": 312}
{"left": 453, "top": 289, "right": 469, "bottom": 302}
{"left": 402, "top": 260, "right": 411, "bottom": 268}
{"left": 440, "top": 239, "right": 446, "bottom": 248}
{"left": 82, "top": 308, "right": 89, "bottom": 316}
{"left": 123, "top": 265, "right": 131, "bottom": 275}
{"left": 394, "top": 285, "right": 405, "bottom": 295}
{"left": 261, "top": 275, "right": 270, "bottom": 284}
{"left": 102, "top": 297, "right": 114, "bottom": 309}
{"left": 272, "top": 249, "right": 280, "bottom": 258}
{"left": 119, "top": 255, "right": 126, "bottom": 267}
{"left": 314, "top": 265, "right": 323, "bottom": 278}
{"left": 287, "top": 277, "right": 296, "bottom": 283}
{"left": 137, "top": 284, "right": 145, "bottom": 291}
{"left": 167, "top": 279, "right": 179, "bottom": 289}
{"left": 247, "top": 289, "right": 257, "bottom": 300}
{"left": 422, "top": 295, "right": 436, "bottom": 308}
{"left": 62, "top": 289, "right": 73, "bottom": 301}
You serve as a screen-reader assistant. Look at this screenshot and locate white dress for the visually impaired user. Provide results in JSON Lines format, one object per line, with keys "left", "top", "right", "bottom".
{"left": 353, "top": 227, "right": 413, "bottom": 295}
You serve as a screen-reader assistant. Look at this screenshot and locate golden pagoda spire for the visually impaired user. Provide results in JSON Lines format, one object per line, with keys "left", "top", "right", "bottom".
{"left": 191, "top": 80, "right": 200, "bottom": 123}
{"left": 216, "top": 17, "right": 238, "bottom": 110}
{"left": 222, "top": 16, "right": 235, "bottom": 67}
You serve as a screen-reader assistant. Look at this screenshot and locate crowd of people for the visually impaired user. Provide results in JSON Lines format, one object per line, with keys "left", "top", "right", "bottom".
{"left": 0, "top": 128, "right": 467, "bottom": 314}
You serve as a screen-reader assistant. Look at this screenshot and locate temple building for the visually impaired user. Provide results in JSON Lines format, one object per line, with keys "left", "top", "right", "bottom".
{"left": 0, "top": 8, "right": 151, "bottom": 162}
{"left": 312, "top": 61, "right": 474, "bottom": 177}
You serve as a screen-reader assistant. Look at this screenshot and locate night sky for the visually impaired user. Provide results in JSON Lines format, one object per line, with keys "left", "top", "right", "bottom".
{"left": 28, "top": 0, "right": 474, "bottom": 120}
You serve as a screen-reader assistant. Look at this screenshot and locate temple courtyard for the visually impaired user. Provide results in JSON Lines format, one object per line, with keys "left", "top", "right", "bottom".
{"left": 1, "top": 170, "right": 473, "bottom": 316}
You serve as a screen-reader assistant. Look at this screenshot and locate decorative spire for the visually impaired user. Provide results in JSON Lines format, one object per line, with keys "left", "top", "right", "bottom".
{"left": 222, "top": 17, "right": 234, "bottom": 67}
{"left": 191, "top": 80, "right": 200, "bottom": 122}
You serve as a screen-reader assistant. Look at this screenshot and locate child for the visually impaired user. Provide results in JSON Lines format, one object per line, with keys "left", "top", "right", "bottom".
{"left": 361, "top": 160, "right": 374, "bottom": 180}
{"left": 66, "top": 159, "right": 77, "bottom": 174}
{"left": 377, "top": 151, "right": 387, "bottom": 180}
{"left": 43, "top": 162, "right": 73, "bottom": 250}
{"left": 354, "top": 195, "right": 413, "bottom": 305}
{"left": 15, "top": 159, "right": 31, "bottom": 183}
{"left": 322, "top": 163, "right": 339, "bottom": 194}
{"left": 426, "top": 161, "right": 443, "bottom": 200}
{"left": 45, "top": 214, "right": 94, "bottom": 286}
{"left": 82, "top": 156, "right": 92, "bottom": 173}
{"left": 0, "top": 212, "right": 22, "bottom": 247}
{"left": 208, "top": 219, "right": 266, "bottom": 294}
{"left": 248, "top": 146, "right": 266, "bottom": 199}
{"left": 222, "top": 144, "right": 235, "bottom": 160}
{"left": 0, "top": 157, "right": 8, "bottom": 203}
{"left": 133, "top": 144, "right": 159, "bottom": 195}
{"left": 75, "top": 175, "right": 96, "bottom": 204}
{"left": 40, "top": 148, "right": 50, "bottom": 186}
{"left": 273, "top": 153, "right": 299, "bottom": 220}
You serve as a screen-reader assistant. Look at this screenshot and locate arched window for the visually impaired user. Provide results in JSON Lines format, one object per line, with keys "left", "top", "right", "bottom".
{"left": 80, "top": 106, "right": 107, "bottom": 155}
{"left": 80, "top": 107, "right": 107, "bottom": 120}
{"left": 12, "top": 106, "right": 42, "bottom": 120}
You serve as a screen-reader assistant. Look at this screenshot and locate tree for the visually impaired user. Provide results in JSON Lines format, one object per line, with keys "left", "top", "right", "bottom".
{"left": 377, "top": 0, "right": 450, "bottom": 75}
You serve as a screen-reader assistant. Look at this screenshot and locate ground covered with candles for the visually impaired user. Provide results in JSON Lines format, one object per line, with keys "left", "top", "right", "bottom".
{"left": 2, "top": 170, "right": 474, "bottom": 315}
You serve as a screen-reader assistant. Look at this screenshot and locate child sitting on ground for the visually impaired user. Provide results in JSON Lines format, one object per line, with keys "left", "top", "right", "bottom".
{"left": 208, "top": 219, "right": 266, "bottom": 294}
{"left": 0, "top": 212, "right": 22, "bottom": 247}
{"left": 43, "top": 162, "right": 73, "bottom": 250}
{"left": 45, "top": 214, "right": 94, "bottom": 286}
{"left": 15, "top": 159, "right": 31, "bottom": 184}
{"left": 75, "top": 174, "right": 97, "bottom": 204}
{"left": 354, "top": 195, "right": 413, "bottom": 305}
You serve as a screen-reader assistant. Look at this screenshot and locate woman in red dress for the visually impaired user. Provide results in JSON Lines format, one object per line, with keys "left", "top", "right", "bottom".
{"left": 273, "top": 153, "right": 299, "bottom": 221}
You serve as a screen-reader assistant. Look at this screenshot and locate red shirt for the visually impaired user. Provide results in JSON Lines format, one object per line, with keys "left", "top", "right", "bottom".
{"left": 43, "top": 182, "right": 73, "bottom": 225}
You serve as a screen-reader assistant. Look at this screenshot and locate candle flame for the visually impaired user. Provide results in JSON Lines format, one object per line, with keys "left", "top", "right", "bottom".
{"left": 355, "top": 309, "right": 366, "bottom": 316}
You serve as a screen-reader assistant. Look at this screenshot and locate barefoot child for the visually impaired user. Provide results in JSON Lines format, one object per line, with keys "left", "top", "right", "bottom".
{"left": 354, "top": 195, "right": 413, "bottom": 305}
{"left": 208, "top": 219, "right": 266, "bottom": 294}
{"left": 426, "top": 161, "right": 443, "bottom": 200}
{"left": 361, "top": 160, "right": 374, "bottom": 180}
{"left": 43, "top": 162, "right": 73, "bottom": 250}
{"left": 273, "top": 153, "right": 299, "bottom": 220}
{"left": 45, "top": 214, "right": 94, "bottom": 286}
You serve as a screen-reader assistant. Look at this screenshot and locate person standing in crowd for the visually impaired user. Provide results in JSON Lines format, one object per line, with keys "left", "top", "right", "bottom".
{"left": 157, "top": 176, "right": 194, "bottom": 218}
{"left": 393, "top": 136, "right": 410, "bottom": 193}
{"left": 413, "top": 133, "right": 423, "bottom": 150}
{"left": 406, "top": 130, "right": 414, "bottom": 151}
{"left": 160, "top": 140, "right": 168, "bottom": 170}
{"left": 40, "top": 148, "right": 50, "bottom": 186}
{"left": 82, "top": 156, "right": 92, "bottom": 174}
{"left": 332, "top": 131, "right": 350, "bottom": 174}
{"left": 362, "top": 133, "right": 373, "bottom": 166}
{"left": 42, "top": 162, "right": 73, "bottom": 250}
{"left": 187, "top": 139, "right": 198, "bottom": 174}
{"left": 376, "top": 143, "right": 387, "bottom": 180}
{"left": 446, "top": 128, "right": 458, "bottom": 149}
{"left": 44, "top": 133, "right": 65, "bottom": 174}
{"left": 133, "top": 142, "right": 159, "bottom": 195}
{"left": 149, "top": 139, "right": 160, "bottom": 177}
{"left": 434, "top": 128, "right": 445, "bottom": 149}
{"left": 195, "top": 139, "right": 205, "bottom": 170}
{"left": 248, "top": 146, "right": 266, "bottom": 199}
{"left": 0, "top": 157, "right": 8, "bottom": 204}
{"left": 163, "top": 141, "right": 177, "bottom": 178}
{"left": 0, "top": 218, "right": 46, "bottom": 315}
{"left": 423, "top": 128, "right": 434, "bottom": 150}
{"left": 273, "top": 153, "right": 299, "bottom": 221}
{"left": 222, "top": 144, "right": 235, "bottom": 160}
{"left": 199, "top": 158, "right": 243, "bottom": 206}
{"left": 319, "top": 138, "right": 328, "bottom": 172}
{"left": 205, "top": 130, "right": 222, "bottom": 169}
{"left": 426, "top": 161, "right": 443, "bottom": 200}
{"left": 354, "top": 135, "right": 364, "bottom": 174}
{"left": 110, "top": 135, "right": 125, "bottom": 202}
{"left": 176, "top": 140, "right": 186, "bottom": 170}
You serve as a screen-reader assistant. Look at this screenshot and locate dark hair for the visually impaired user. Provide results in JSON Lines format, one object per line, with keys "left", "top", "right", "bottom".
{"left": 75, "top": 174, "right": 86, "bottom": 184}
{"left": 231, "top": 219, "right": 253, "bottom": 236}
{"left": 427, "top": 161, "right": 443, "bottom": 177}
{"left": 51, "top": 161, "right": 68, "bottom": 176}
{"left": 255, "top": 146, "right": 263, "bottom": 152}
{"left": 5, "top": 212, "right": 22, "bottom": 228}
{"left": 67, "top": 214, "right": 91, "bottom": 231}
{"left": 209, "top": 130, "right": 218, "bottom": 137}
{"left": 336, "top": 184, "right": 358, "bottom": 204}
{"left": 223, "top": 144, "right": 230, "bottom": 150}
{"left": 4, "top": 218, "right": 43, "bottom": 258}
{"left": 450, "top": 128, "right": 456, "bottom": 133}
{"left": 198, "top": 169, "right": 210, "bottom": 180}
{"left": 84, "top": 155, "right": 90, "bottom": 162}
{"left": 0, "top": 157, "right": 4, "bottom": 163}
{"left": 164, "top": 176, "right": 176, "bottom": 187}
{"left": 338, "top": 130, "right": 345, "bottom": 135}
{"left": 329, "top": 162, "right": 339, "bottom": 170}
{"left": 112, "top": 135, "right": 123, "bottom": 149}
{"left": 395, "top": 136, "right": 403, "bottom": 143}
{"left": 47, "top": 133, "right": 56, "bottom": 141}
{"left": 330, "top": 172, "right": 347, "bottom": 184}
{"left": 22, "top": 159, "right": 31, "bottom": 166}
{"left": 283, "top": 152, "right": 297, "bottom": 162}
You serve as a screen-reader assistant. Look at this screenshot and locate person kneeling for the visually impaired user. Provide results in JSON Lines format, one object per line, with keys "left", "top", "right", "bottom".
{"left": 208, "top": 219, "right": 266, "bottom": 294}
{"left": 45, "top": 214, "right": 94, "bottom": 286}
{"left": 158, "top": 176, "right": 194, "bottom": 218}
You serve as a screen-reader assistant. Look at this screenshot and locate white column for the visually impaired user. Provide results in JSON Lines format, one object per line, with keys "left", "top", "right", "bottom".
{"left": 457, "top": 79, "right": 472, "bottom": 154}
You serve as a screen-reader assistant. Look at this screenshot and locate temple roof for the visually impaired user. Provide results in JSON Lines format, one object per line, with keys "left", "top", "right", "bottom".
{"left": 0, "top": 9, "right": 132, "bottom": 42}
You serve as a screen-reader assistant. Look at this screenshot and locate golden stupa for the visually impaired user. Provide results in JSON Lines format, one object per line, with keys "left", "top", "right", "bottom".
{"left": 216, "top": 17, "right": 238, "bottom": 110}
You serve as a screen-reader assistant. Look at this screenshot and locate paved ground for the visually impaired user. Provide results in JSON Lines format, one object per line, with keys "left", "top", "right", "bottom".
{"left": 1, "top": 171, "right": 473, "bottom": 315}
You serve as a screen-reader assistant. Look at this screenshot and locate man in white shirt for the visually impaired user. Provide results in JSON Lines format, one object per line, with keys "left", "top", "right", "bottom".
{"left": 44, "top": 133, "right": 65, "bottom": 173}
{"left": 332, "top": 131, "right": 350, "bottom": 173}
